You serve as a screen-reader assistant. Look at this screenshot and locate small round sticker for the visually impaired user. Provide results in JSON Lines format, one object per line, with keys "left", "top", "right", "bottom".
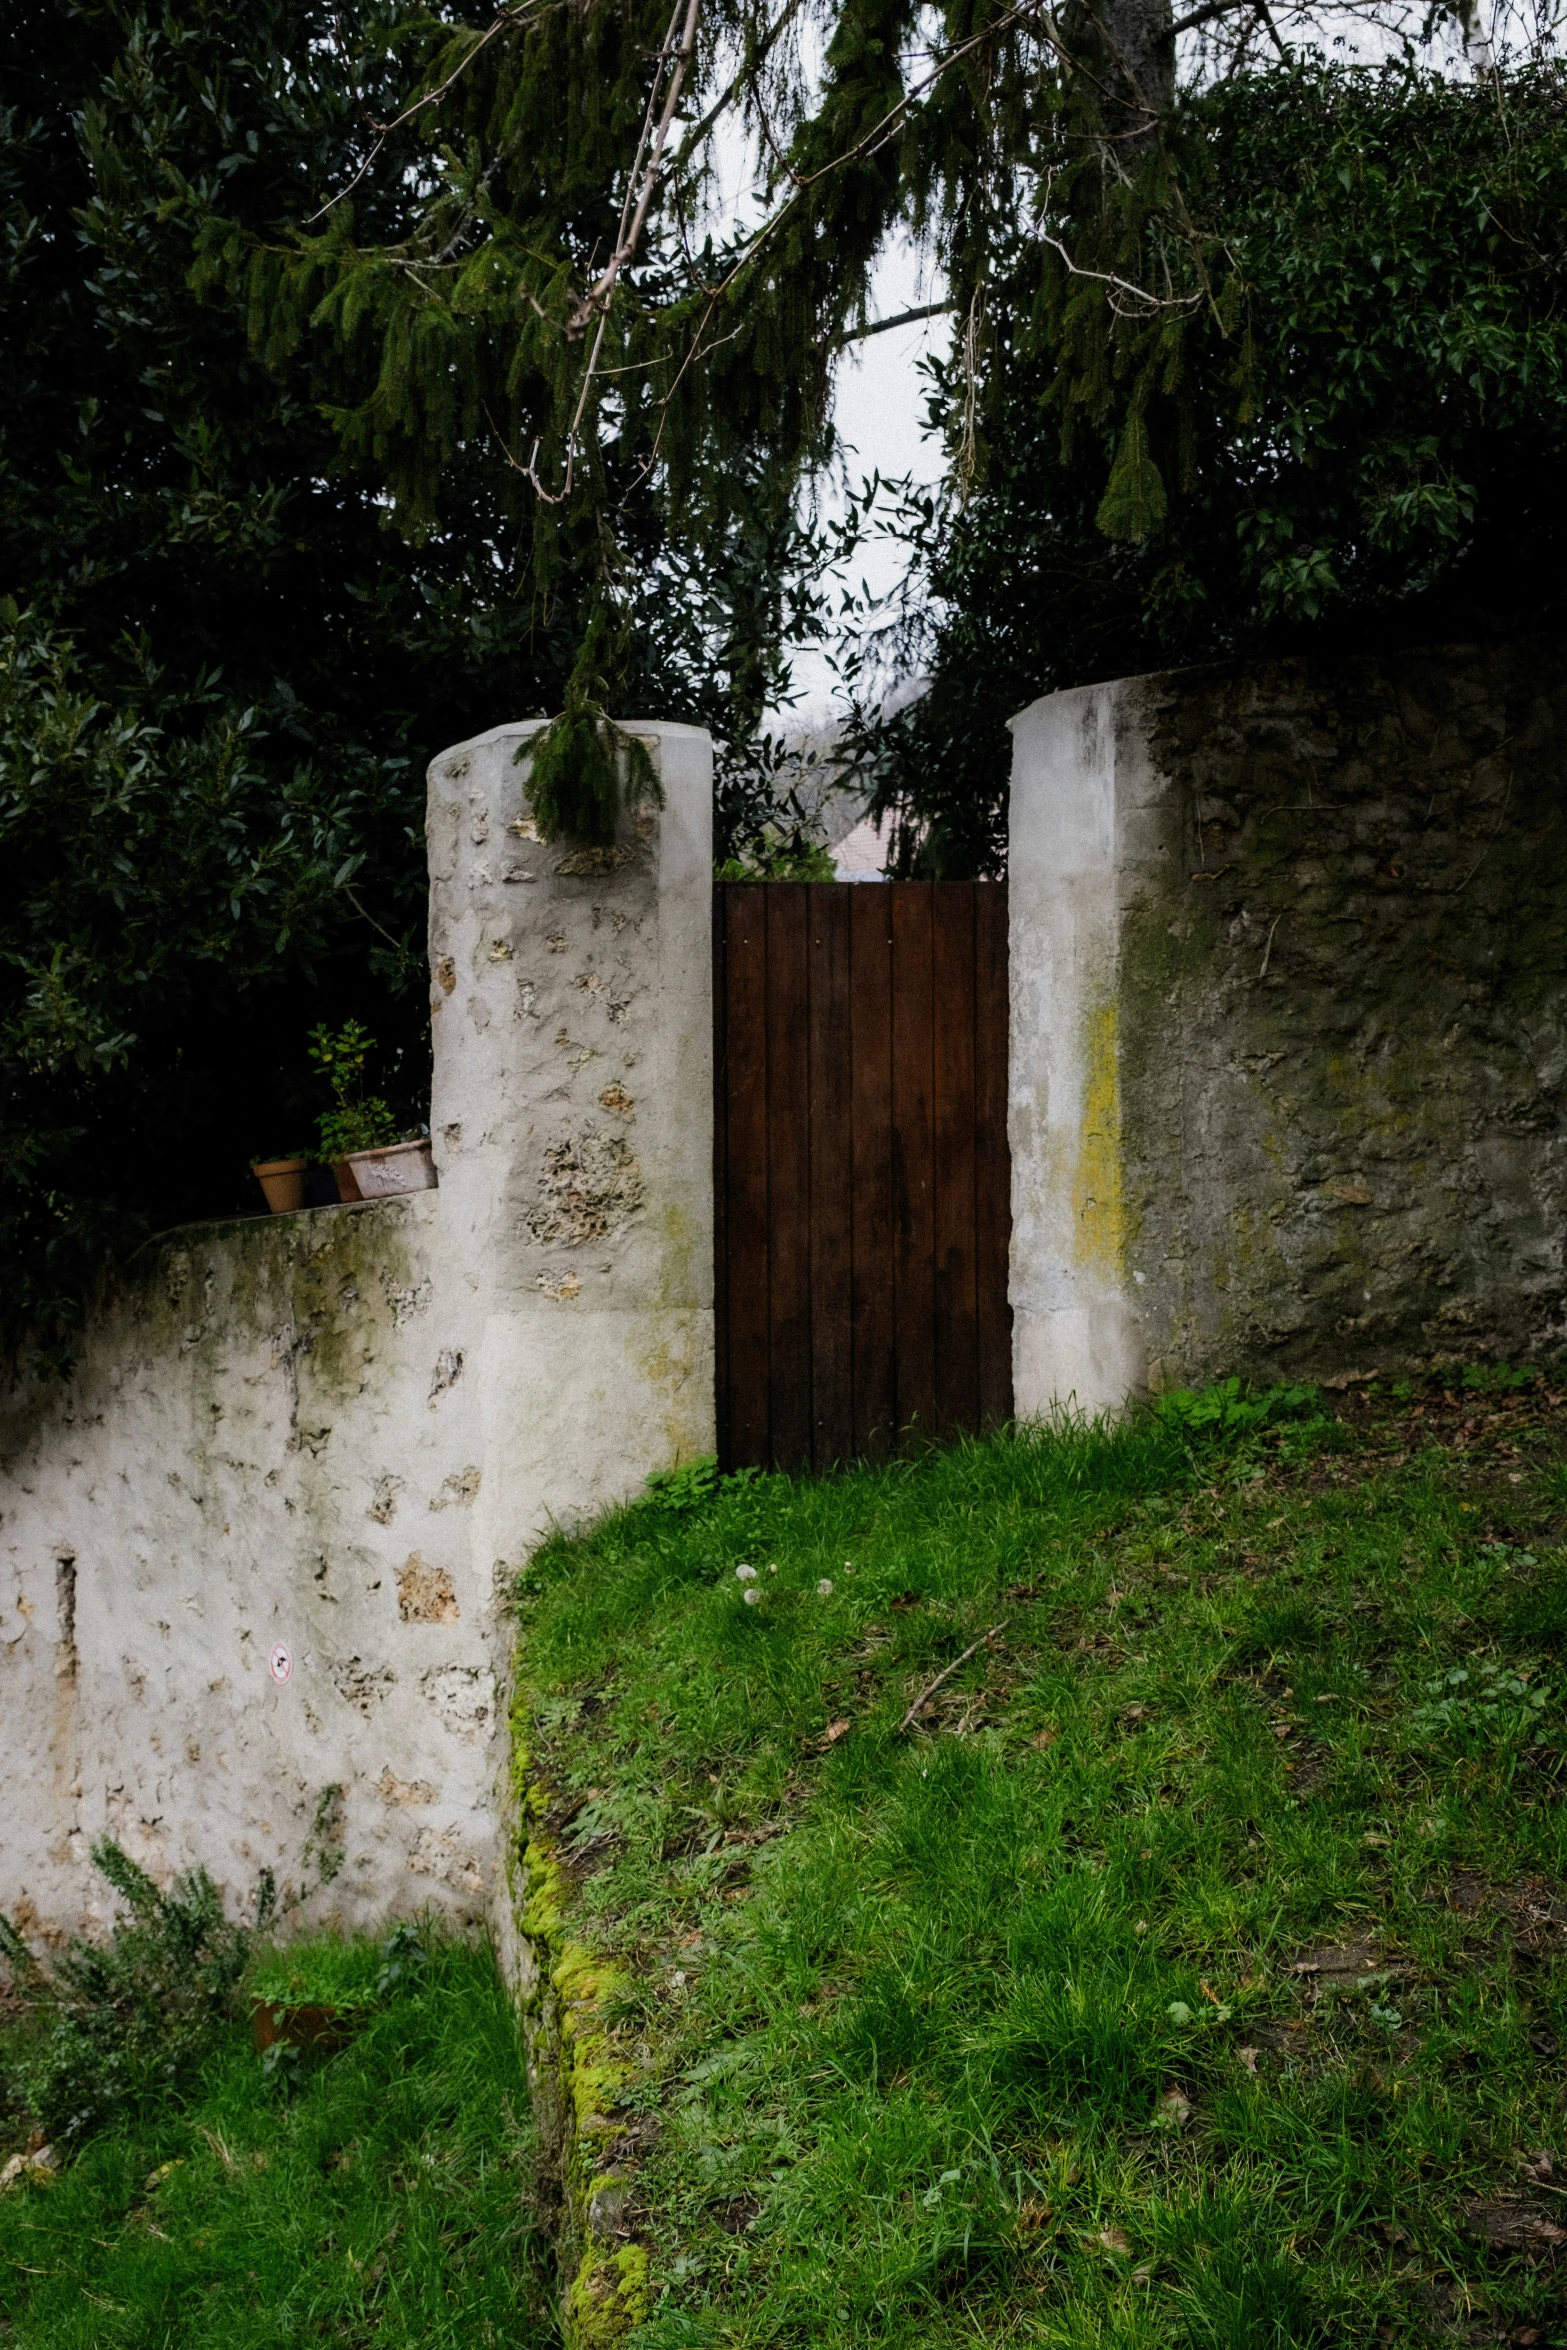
{"left": 269, "top": 1642, "right": 292, "bottom": 1685}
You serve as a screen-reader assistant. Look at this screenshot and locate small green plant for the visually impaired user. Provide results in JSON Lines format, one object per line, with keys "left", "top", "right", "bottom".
{"left": 308, "top": 1021, "right": 398, "bottom": 1161}
{"left": 0, "top": 1841, "right": 262, "bottom": 2147}
{"left": 1410, "top": 1658, "right": 1553, "bottom": 1748}
{"left": 643, "top": 1455, "right": 723, "bottom": 1513}
{"left": 1155, "top": 1377, "right": 1320, "bottom": 1436}
{"left": 1461, "top": 1362, "right": 1539, "bottom": 1393}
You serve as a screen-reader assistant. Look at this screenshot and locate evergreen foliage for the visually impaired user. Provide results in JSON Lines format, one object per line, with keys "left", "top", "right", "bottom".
{"left": 0, "top": 0, "right": 790, "bottom": 1358}
{"left": 843, "top": 62, "right": 1567, "bottom": 870}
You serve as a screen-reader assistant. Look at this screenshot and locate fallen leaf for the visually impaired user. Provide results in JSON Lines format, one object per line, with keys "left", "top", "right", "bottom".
{"left": 1158, "top": 2088, "right": 1191, "bottom": 2125}
{"left": 1097, "top": 2227, "right": 1132, "bottom": 2255}
{"left": 1238, "top": 2046, "right": 1260, "bottom": 2075}
{"left": 1032, "top": 1727, "right": 1059, "bottom": 1750}
{"left": 822, "top": 1718, "right": 851, "bottom": 1745}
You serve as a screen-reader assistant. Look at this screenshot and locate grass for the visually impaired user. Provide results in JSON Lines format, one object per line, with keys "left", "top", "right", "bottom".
{"left": 0, "top": 1931, "right": 557, "bottom": 2347}
{"left": 515, "top": 1371, "right": 1567, "bottom": 2349}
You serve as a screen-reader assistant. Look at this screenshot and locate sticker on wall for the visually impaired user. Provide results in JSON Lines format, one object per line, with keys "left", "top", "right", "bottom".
{"left": 269, "top": 1642, "right": 293, "bottom": 1685}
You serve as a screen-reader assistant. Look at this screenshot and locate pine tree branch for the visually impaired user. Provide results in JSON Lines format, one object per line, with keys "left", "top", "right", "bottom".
{"left": 667, "top": 0, "right": 810, "bottom": 180}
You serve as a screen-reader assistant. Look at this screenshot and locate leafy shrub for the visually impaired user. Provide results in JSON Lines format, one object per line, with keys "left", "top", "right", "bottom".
{"left": 0, "top": 1840, "right": 260, "bottom": 2147}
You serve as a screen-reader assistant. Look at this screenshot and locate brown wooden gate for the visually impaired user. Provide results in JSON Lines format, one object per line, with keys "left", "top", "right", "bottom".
{"left": 713, "top": 881, "right": 1012, "bottom": 1472}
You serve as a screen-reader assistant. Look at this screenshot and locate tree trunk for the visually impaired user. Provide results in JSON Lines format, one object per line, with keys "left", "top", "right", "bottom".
{"left": 1098, "top": 0, "right": 1174, "bottom": 140}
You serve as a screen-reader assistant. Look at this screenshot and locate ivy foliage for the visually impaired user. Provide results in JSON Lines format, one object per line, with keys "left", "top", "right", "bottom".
{"left": 855, "top": 62, "right": 1567, "bottom": 871}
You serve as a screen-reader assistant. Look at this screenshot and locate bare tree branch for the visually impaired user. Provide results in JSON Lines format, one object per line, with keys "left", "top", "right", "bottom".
{"left": 837, "top": 298, "right": 956, "bottom": 344}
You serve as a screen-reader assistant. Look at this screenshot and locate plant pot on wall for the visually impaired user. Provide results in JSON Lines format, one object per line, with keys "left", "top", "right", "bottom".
{"left": 335, "top": 1138, "right": 438, "bottom": 1201}
{"left": 252, "top": 1157, "right": 309, "bottom": 1214}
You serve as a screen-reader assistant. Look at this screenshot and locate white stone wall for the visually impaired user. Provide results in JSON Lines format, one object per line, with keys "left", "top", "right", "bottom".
{"left": 1007, "top": 682, "right": 1149, "bottom": 1418}
{"left": 0, "top": 722, "right": 714, "bottom": 1944}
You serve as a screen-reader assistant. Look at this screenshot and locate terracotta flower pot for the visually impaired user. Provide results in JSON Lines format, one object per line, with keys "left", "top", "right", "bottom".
{"left": 331, "top": 1156, "right": 363, "bottom": 1203}
{"left": 340, "top": 1138, "right": 438, "bottom": 1199}
{"left": 253, "top": 1157, "right": 309, "bottom": 1214}
{"left": 250, "top": 1996, "right": 356, "bottom": 2056}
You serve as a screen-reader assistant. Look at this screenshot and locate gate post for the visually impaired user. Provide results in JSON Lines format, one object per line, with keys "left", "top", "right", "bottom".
{"left": 1006, "top": 685, "right": 1147, "bottom": 1419}
{"left": 425, "top": 718, "right": 715, "bottom": 1556}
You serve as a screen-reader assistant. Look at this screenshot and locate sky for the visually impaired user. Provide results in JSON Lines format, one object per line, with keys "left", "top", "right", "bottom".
{"left": 785, "top": 237, "right": 951, "bottom": 723}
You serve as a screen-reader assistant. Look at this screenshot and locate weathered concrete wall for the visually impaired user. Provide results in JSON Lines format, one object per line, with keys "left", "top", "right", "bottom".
{"left": 1009, "top": 638, "right": 1567, "bottom": 1413}
{"left": 1, "top": 721, "right": 714, "bottom": 1943}
{"left": 426, "top": 719, "right": 714, "bottom": 1598}
{"left": 0, "top": 1200, "right": 498, "bottom": 1943}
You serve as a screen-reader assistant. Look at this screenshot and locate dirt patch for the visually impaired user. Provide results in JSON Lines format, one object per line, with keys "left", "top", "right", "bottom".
{"left": 1442, "top": 1872, "right": 1567, "bottom": 1957}
{"left": 1291, "top": 1937, "right": 1388, "bottom": 1985}
{"left": 1461, "top": 2198, "right": 1567, "bottom": 2253}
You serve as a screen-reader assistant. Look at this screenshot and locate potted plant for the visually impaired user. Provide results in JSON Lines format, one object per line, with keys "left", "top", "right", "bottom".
{"left": 251, "top": 1154, "right": 310, "bottom": 1214}
{"left": 308, "top": 1020, "right": 436, "bottom": 1200}
{"left": 248, "top": 1926, "right": 416, "bottom": 2057}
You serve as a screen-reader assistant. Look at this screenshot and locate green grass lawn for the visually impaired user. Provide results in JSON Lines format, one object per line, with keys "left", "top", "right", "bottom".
{"left": 0, "top": 1933, "right": 556, "bottom": 2348}
{"left": 516, "top": 1374, "right": 1567, "bottom": 2349}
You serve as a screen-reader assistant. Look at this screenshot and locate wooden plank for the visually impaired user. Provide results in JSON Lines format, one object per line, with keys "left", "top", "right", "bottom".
{"left": 764, "top": 885, "right": 813, "bottom": 1470}
{"left": 973, "top": 880, "right": 1014, "bottom": 1425}
{"left": 890, "top": 884, "right": 937, "bottom": 1443}
{"left": 849, "top": 886, "right": 897, "bottom": 1457}
{"left": 931, "top": 882, "right": 979, "bottom": 1436}
{"left": 712, "top": 888, "right": 731, "bottom": 1470}
{"left": 720, "top": 886, "right": 772, "bottom": 1468}
{"left": 807, "top": 885, "right": 854, "bottom": 1469}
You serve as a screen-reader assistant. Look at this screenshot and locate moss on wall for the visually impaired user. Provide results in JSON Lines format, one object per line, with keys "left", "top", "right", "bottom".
{"left": 508, "top": 1680, "right": 651, "bottom": 2348}
{"left": 1118, "top": 637, "right": 1567, "bottom": 1385}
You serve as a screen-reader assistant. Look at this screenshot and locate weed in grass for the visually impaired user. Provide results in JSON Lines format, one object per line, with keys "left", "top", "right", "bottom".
{"left": 518, "top": 1388, "right": 1567, "bottom": 2347}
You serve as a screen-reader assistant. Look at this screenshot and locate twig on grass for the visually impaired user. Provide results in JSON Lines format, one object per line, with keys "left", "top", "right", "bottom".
{"left": 898, "top": 1624, "right": 1008, "bottom": 1735}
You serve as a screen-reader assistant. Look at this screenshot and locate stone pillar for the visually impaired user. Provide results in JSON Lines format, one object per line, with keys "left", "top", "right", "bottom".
{"left": 1007, "top": 684, "right": 1148, "bottom": 1417}
{"left": 426, "top": 719, "right": 716, "bottom": 1564}
{"left": 1007, "top": 644, "right": 1567, "bottom": 1414}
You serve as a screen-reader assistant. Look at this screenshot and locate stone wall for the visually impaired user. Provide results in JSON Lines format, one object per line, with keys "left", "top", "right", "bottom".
{"left": 10, "top": 643, "right": 1564, "bottom": 1936}
{"left": 0, "top": 720, "right": 714, "bottom": 1943}
{"left": 0, "top": 1198, "right": 497, "bottom": 1943}
{"left": 1009, "top": 637, "right": 1567, "bottom": 1414}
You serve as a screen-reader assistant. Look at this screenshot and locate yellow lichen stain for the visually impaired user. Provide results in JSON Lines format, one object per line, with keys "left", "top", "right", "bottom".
{"left": 1070, "top": 1002, "right": 1125, "bottom": 1275}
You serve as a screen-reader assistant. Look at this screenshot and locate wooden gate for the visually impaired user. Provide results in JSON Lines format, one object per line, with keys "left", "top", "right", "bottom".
{"left": 713, "top": 881, "right": 1012, "bottom": 1472}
